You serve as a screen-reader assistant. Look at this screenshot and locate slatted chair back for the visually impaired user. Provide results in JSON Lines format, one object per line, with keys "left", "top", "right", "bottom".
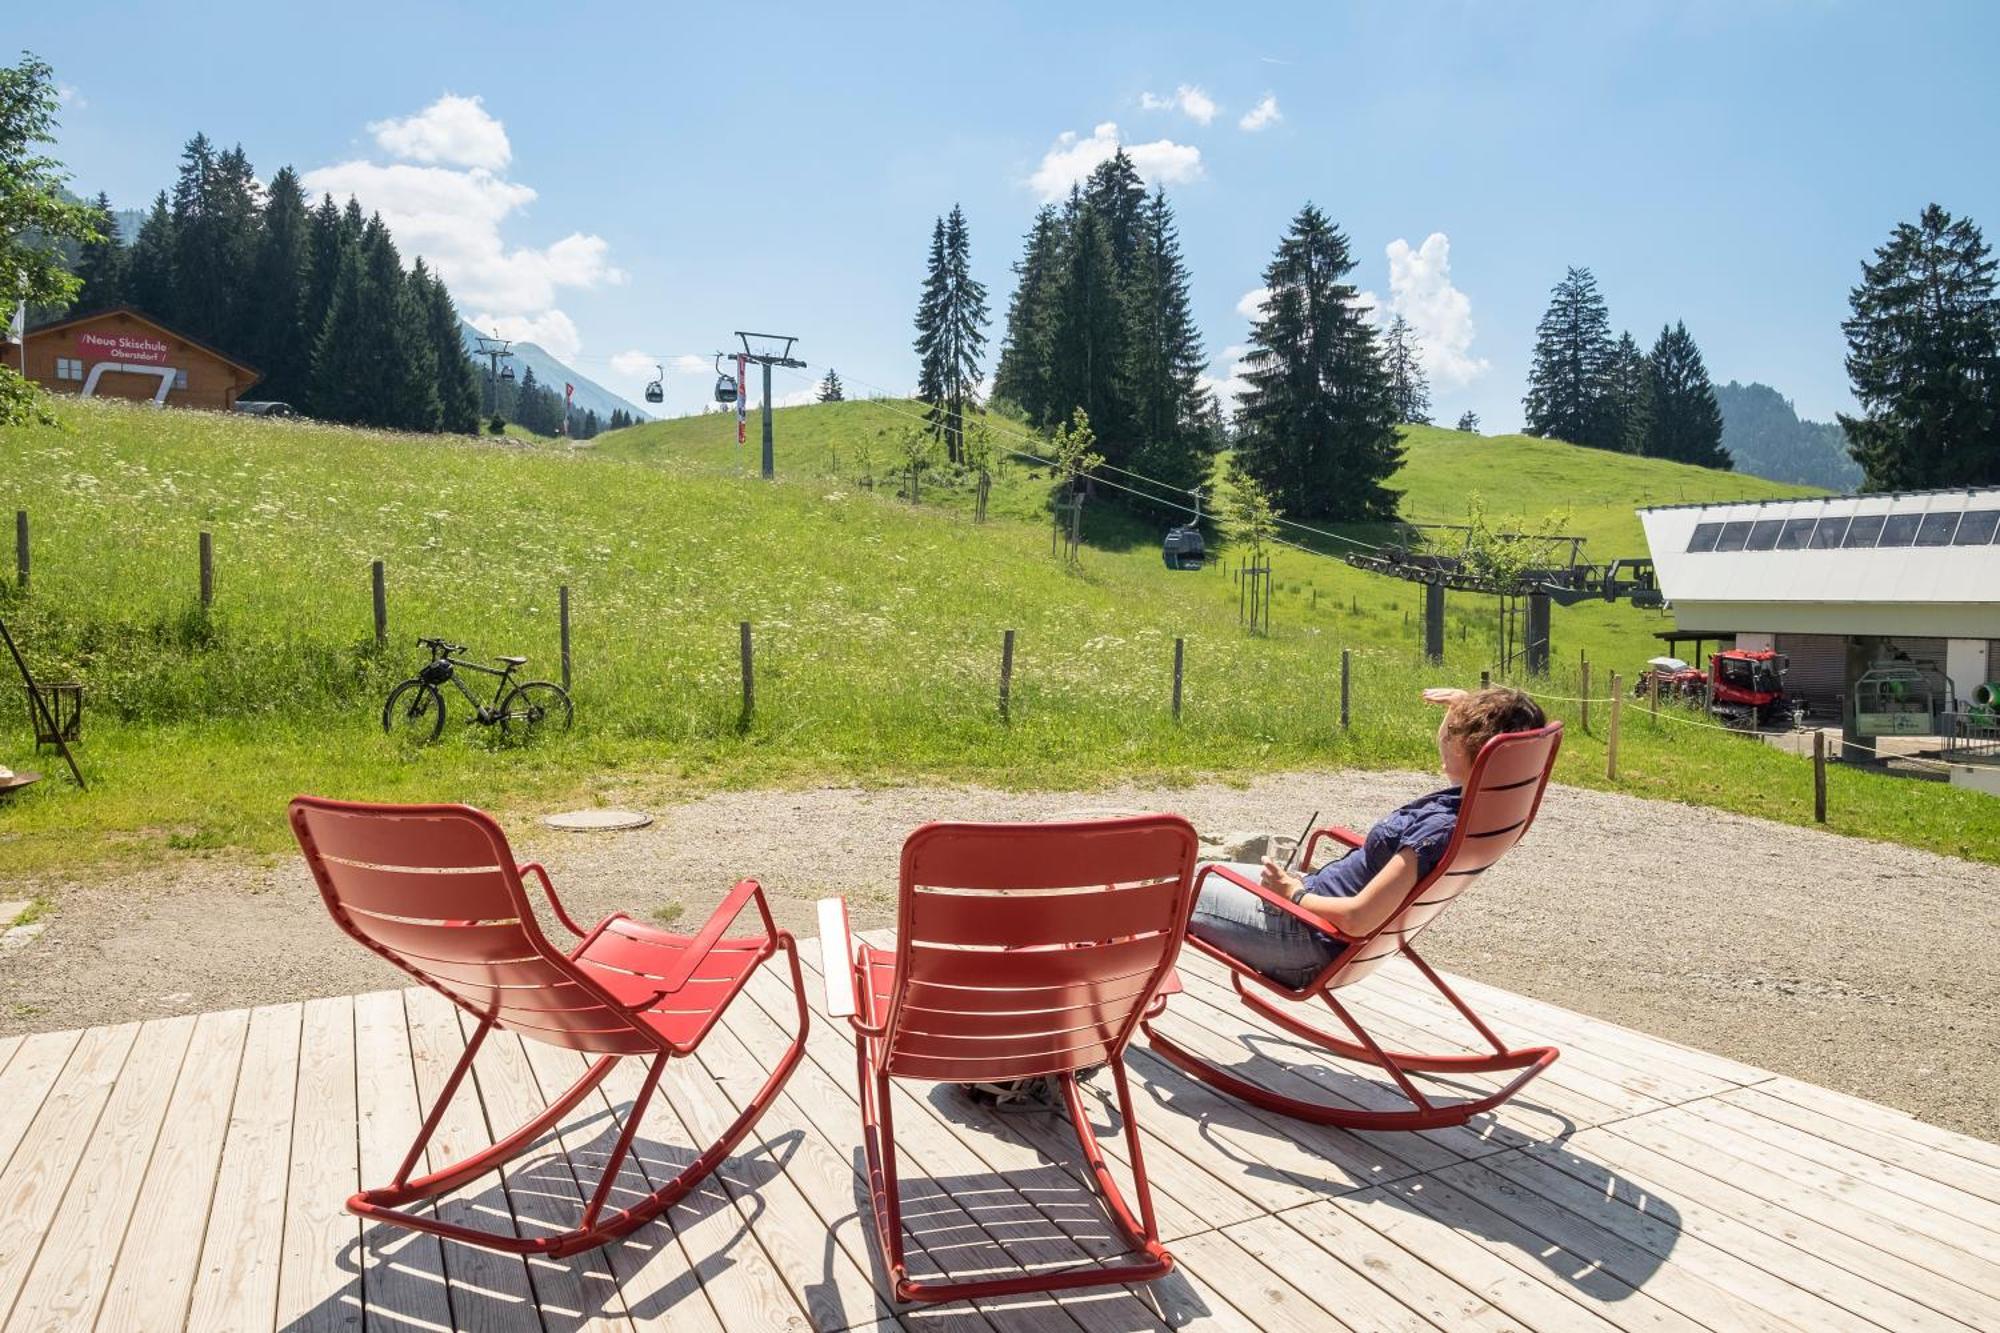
{"left": 880, "top": 815, "right": 1200, "bottom": 1084}
{"left": 1324, "top": 722, "right": 1563, "bottom": 989}
{"left": 289, "top": 797, "right": 657, "bottom": 1055}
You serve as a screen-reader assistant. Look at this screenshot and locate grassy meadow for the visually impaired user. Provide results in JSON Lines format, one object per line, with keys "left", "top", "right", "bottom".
{"left": 0, "top": 395, "right": 1991, "bottom": 877}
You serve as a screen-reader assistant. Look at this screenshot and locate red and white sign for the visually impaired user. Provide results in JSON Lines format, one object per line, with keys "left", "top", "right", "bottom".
{"left": 75, "top": 330, "right": 173, "bottom": 365}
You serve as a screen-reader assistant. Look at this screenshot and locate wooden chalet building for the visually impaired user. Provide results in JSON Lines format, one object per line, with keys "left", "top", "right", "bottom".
{"left": 10, "top": 306, "right": 261, "bottom": 411}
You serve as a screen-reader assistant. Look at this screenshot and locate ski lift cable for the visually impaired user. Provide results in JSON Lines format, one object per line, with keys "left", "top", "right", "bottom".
{"left": 771, "top": 362, "right": 1390, "bottom": 554}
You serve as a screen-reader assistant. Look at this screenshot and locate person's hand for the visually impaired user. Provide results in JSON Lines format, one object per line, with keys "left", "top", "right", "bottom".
{"left": 1260, "top": 857, "right": 1304, "bottom": 903}
{"left": 1422, "top": 687, "right": 1468, "bottom": 707}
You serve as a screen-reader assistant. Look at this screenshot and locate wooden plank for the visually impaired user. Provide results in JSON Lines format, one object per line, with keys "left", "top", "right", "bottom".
{"left": 0, "top": 1022, "right": 138, "bottom": 1327}
{"left": 275, "top": 995, "right": 361, "bottom": 1333}
{"left": 0, "top": 1029, "right": 82, "bottom": 1179}
{"left": 399, "top": 985, "right": 543, "bottom": 1331}
{"left": 1749, "top": 1075, "right": 2000, "bottom": 1172}
{"left": 1602, "top": 1108, "right": 2000, "bottom": 1312}
{"left": 457, "top": 1019, "right": 635, "bottom": 1332}
{"left": 1170, "top": 1226, "right": 1374, "bottom": 1333}
{"left": 94, "top": 1008, "right": 251, "bottom": 1333}
{"left": 187, "top": 1004, "right": 303, "bottom": 1332}
{"left": 5, "top": 1014, "right": 196, "bottom": 1332}
{"left": 1718, "top": 1084, "right": 2000, "bottom": 1202}
{"left": 1221, "top": 1213, "right": 1446, "bottom": 1333}
{"left": 1533, "top": 1131, "right": 1948, "bottom": 1332}
{"left": 1267, "top": 1197, "right": 1532, "bottom": 1332}
{"left": 352, "top": 989, "right": 454, "bottom": 1331}
{"left": 1426, "top": 1156, "right": 1803, "bottom": 1333}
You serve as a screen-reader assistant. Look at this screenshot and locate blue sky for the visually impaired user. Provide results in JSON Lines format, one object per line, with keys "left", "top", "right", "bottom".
{"left": 23, "top": 1, "right": 2000, "bottom": 429}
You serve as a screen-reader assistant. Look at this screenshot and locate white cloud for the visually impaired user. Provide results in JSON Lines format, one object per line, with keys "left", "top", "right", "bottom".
{"left": 1139, "top": 84, "right": 1217, "bottom": 125}
{"left": 610, "top": 350, "right": 660, "bottom": 383}
{"left": 1028, "top": 122, "right": 1203, "bottom": 201}
{"left": 1381, "top": 233, "right": 1488, "bottom": 387}
{"left": 668, "top": 354, "right": 710, "bottom": 374}
{"left": 1235, "top": 287, "right": 1269, "bottom": 321}
{"left": 367, "top": 94, "right": 510, "bottom": 170}
{"left": 1238, "top": 94, "right": 1282, "bottom": 132}
{"left": 306, "top": 94, "right": 623, "bottom": 369}
{"left": 1200, "top": 343, "right": 1255, "bottom": 412}
{"left": 56, "top": 83, "right": 86, "bottom": 109}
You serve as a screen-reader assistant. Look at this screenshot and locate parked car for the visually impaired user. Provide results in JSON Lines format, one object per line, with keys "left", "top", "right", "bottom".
{"left": 233, "top": 400, "right": 297, "bottom": 417}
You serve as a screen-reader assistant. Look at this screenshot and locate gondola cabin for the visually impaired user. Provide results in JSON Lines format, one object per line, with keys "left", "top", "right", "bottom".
{"left": 1163, "top": 525, "right": 1206, "bottom": 571}
{"left": 714, "top": 374, "right": 739, "bottom": 405}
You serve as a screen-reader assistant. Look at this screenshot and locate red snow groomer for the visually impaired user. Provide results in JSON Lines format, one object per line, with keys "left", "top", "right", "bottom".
{"left": 1707, "top": 649, "right": 1800, "bottom": 728}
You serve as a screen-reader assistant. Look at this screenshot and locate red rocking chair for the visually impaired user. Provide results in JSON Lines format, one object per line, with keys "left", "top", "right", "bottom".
{"left": 818, "top": 814, "right": 1200, "bottom": 1303}
{"left": 1143, "top": 723, "right": 1564, "bottom": 1131}
{"left": 289, "top": 796, "right": 807, "bottom": 1257}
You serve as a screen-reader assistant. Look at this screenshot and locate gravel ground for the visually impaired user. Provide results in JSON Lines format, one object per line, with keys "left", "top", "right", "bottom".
{"left": 5, "top": 774, "right": 1997, "bottom": 1140}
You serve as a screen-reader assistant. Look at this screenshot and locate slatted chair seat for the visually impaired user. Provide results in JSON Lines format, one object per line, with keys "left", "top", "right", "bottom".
{"left": 1142, "top": 722, "right": 1564, "bottom": 1131}
{"left": 821, "top": 814, "right": 1200, "bottom": 1304}
{"left": 289, "top": 796, "right": 808, "bottom": 1257}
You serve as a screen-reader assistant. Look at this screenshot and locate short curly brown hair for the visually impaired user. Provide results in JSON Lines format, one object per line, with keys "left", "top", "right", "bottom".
{"left": 1441, "top": 686, "right": 1547, "bottom": 759}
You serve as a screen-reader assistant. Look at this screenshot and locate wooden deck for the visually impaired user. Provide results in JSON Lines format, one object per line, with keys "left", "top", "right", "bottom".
{"left": 3, "top": 935, "right": 1997, "bottom": 1332}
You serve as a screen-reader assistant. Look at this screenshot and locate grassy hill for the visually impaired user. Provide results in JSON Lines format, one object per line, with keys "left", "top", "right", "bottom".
{"left": 0, "top": 396, "right": 1987, "bottom": 877}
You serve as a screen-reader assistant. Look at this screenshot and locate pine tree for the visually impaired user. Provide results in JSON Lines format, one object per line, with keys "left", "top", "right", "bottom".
{"left": 209, "top": 144, "right": 261, "bottom": 352}
{"left": 1840, "top": 204, "right": 1999, "bottom": 489}
{"left": 1645, "top": 321, "right": 1728, "bottom": 468}
{"left": 1121, "top": 187, "right": 1217, "bottom": 496}
{"left": 817, "top": 368, "right": 845, "bottom": 402}
{"left": 126, "top": 191, "right": 177, "bottom": 317}
{"left": 300, "top": 195, "right": 347, "bottom": 367}
{"left": 1523, "top": 266, "right": 1616, "bottom": 447}
{"left": 362, "top": 218, "right": 438, "bottom": 431}
{"left": 912, "top": 205, "right": 989, "bottom": 463}
{"left": 992, "top": 204, "right": 1065, "bottom": 424}
{"left": 307, "top": 241, "right": 378, "bottom": 424}
{"left": 913, "top": 217, "right": 949, "bottom": 429}
{"left": 1084, "top": 150, "right": 1148, "bottom": 279}
{"left": 1603, "top": 331, "right": 1652, "bottom": 454}
{"left": 71, "top": 193, "right": 127, "bottom": 312}
{"left": 246, "top": 167, "right": 312, "bottom": 404}
{"left": 1456, "top": 410, "right": 1480, "bottom": 432}
{"left": 416, "top": 259, "right": 479, "bottom": 433}
{"left": 1382, "top": 314, "right": 1432, "bottom": 424}
{"left": 1234, "top": 204, "right": 1402, "bottom": 521}
{"left": 1049, "top": 196, "right": 1129, "bottom": 460}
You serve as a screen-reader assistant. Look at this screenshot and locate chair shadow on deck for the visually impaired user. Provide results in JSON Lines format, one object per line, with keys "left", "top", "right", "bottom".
{"left": 280, "top": 1105, "right": 802, "bottom": 1333}
{"left": 1132, "top": 1018, "right": 1687, "bottom": 1308}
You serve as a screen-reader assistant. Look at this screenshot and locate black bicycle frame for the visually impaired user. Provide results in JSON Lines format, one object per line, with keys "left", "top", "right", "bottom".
{"left": 422, "top": 644, "right": 518, "bottom": 723}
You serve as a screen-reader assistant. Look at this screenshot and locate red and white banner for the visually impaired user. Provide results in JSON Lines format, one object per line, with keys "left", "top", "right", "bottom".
{"left": 736, "top": 355, "right": 748, "bottom": 444}
{"left": 76, "top": 330, "right": 172, "bottom": 365}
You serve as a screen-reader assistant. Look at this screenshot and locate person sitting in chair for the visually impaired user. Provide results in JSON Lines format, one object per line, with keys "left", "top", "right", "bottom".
{"left": 1188, "top": 684, "right": 1547, "bottom": 989}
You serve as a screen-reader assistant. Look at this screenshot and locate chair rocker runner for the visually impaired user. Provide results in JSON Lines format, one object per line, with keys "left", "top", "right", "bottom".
{"left": 1143, "top": 723, "right": 1564, "bottom": 1132}
{"left": 289, "top": 796, "right": 807, "bottom": 1257}
{"left": 819, "top": 815, "right": 1200, "bottom": 1303}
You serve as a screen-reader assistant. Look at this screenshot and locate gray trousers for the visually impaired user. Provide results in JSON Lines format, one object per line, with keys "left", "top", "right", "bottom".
{"left": 1187, "top": 873, "right": 1347, "bottom": 990}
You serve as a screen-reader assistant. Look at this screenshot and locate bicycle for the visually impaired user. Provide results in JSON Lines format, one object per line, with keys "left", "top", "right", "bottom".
{"left": 383, "top": 637, "right": 573, "bottom": 743}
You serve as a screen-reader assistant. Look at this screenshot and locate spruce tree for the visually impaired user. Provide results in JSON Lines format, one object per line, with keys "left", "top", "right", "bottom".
{"left": 1645, "top": 321, "right": 1728, "bottom": 468}
{"left": 1083, "top": 150, "right": 1147, "bottom": 279}
{"left": 1122, "top": 187, "right": 1216, "bottom": 496}
{"left": 209, "top": 144, "right": 261, "bottom": 351}
{"left": 300, "top": 194, "right": 346, "bottom": 365}
{"left": 416, "top": 260, "right": 480, "bottom": 433}
{"left": 363, "top": 218, "right": 438, "bottom": 431}
{"left": 912, "top": 206, "right": 988, "bottom": 463}
{"left": 1603, "top": 331, "right": 1652, "bottom": 454}
{"left": 817, "top": 368, "right": 845, "bottom": 401}
{"left": 913, "top": 217, "right": 949, "bottom": 428}
{"left": 1840, "top": 204, "right": 1999, "bottom": 489}
{"left": 1382, "top": 314, "right": 1432, "bottom": 424}
{"left": 307, "top": 241, "right": 377, "bottom": 424}
{"left": 1234, "top": 204, "right": 1402, "bottom": 521}
{"left": 246, "top": 167, "right": 312, "bottom": 404}
{"left": 1049, "top": 196, "right": 1129, "bottom": 461}
{"left": 1523, "top": 266, "right": 1616, "bottom": 447}
{"left": 993, "top": 204, "right": 1065, "bottom": 425}
{"left": 126, "top": 191, "right": 177, "bottom": 318}
{"left": 1456, "top": 410, "right": 1480, "bottom": 432}
{"left": 71, "top": 193, "right": 127, "bottom": 312}
{"left": 168, "top": 134, "right": 221, "bottom": 341}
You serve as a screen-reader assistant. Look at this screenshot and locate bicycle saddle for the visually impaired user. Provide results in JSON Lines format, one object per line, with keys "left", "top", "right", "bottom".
{"left": 496, "top": 655, "right": 529, "bottom": 666}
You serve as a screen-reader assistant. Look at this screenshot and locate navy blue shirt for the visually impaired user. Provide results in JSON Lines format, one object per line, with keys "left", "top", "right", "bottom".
{"left": 1302, "top": 787, "right": 1462, "bottom": 901}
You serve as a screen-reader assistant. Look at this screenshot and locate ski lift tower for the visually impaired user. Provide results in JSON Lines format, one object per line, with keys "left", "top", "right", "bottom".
{"left": 472, "top": 331, "right": 515, "bottom": 418}
{"left": 731, "top": 331, "right": 806, "bottom": 480}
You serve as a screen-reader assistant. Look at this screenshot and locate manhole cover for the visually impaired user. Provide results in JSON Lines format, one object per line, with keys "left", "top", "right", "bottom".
{"left": 543, "top": 808, "right": 653, "bottom": 832}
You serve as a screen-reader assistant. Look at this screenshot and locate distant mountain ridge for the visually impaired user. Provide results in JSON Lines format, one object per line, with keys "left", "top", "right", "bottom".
{"left": 1715, "top": 380, "right": 1862, "bottom": 492}
{"left": 457, "top": 321, "right": 649, "bottom": 425}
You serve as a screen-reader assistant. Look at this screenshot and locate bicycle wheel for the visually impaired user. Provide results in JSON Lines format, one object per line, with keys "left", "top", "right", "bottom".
{"left": 383, "top": 679, "right": 446, "bottom": 743}
{"left": 499, "top": 680, "right": 572, "bottom": 741}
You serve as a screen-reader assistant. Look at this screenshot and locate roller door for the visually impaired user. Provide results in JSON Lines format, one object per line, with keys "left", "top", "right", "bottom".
{"left": 1775, "top": 633, "right": 1844, "bottom": 719}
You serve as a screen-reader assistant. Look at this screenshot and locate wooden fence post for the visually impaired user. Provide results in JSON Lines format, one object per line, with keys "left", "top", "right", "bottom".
{"left": 371, "top": 560, "right": 387, "bottom": 647}
{"left": 739, "top": 621, "right": 754, "bottom": 719}
{"left": 199, "top": 531, "right": 213, "bottom": 608}
{"left": 1172, "top": 637, "right": 1184, "bottom": 720}
{"left": 999, "top": 629, "right": 1015, "bottom": 723}
{"left": 1649, "top": 669, "right": 1659, "bottom": 720}
{"left": 1607, "top": 673, "right": 1623, "bottom": 780}
{"left": 1339, "top": 649, "right": 1351, "bottom": 730}
{"left": 558, "top": 585, "right": 572, "bottom": 692}
{"left": 1813, "top": 730, "right": 1828, "bottom": 823}
{"left": 1581, "top": 657, "right": 1592, "bottom": 734}
{"left": 14, "top": 510, "right": 26, "bottom": 591}
{"left": 1480, "top": 670, "right": 1490, "bottom": 689}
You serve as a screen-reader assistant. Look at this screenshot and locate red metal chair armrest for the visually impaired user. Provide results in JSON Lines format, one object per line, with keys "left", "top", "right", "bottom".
{"left": 1300, "top": 826, "right": 1364, "bottom": 874}
{"left": 1193, "top": 862, "right": 1360, "bottom": 943}
{"left": 656, "top": 877, "right": 776, "bottom": 995}
{"left": 518, "top": 862, "right": 588, "bottom": 937}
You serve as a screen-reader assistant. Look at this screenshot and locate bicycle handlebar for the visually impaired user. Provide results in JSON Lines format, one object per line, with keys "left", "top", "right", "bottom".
{"left": 416, "top": 636, "right": 468, "bottom": 655}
